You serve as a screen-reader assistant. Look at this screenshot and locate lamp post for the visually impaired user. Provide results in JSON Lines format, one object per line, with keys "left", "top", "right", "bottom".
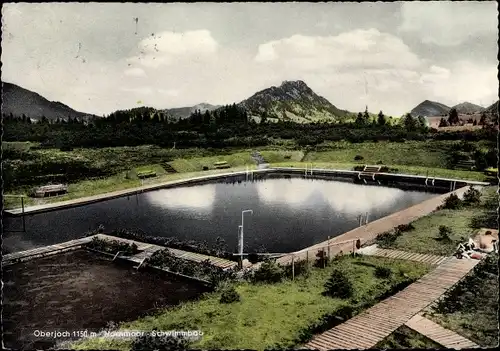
{"left": 240, "top": 209, "right": 253, "bottom": 260}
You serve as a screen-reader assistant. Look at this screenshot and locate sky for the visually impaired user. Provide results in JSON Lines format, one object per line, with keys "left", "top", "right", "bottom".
{"left": 1, "top": 2, "right": 498, "bottom": 117}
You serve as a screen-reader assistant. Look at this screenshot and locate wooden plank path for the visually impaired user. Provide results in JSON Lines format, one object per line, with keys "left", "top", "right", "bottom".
{"left": 357, "top": 245, "right": 448, "bottom": 265}
{"left": 2, "top": 237, "right": 94, "bottom": 265}
{"left": 405, "top": 314, "right": 479, "bottom": 349}
{"left": 278, "top": 186, "right": 471, "bottom": 267}
{"left": 303, "top": 257, "right": 481, "bottom": 350}
{"left": 2, "top": 234, "right": 238, "bottom": 270}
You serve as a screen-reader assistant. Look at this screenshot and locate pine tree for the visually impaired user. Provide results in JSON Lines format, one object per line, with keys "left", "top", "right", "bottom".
{"left": 448, "top": 108, "right": 459, "bottom": 125}
{"left": 377, "top": 111, "right": 386, "bottom": 126}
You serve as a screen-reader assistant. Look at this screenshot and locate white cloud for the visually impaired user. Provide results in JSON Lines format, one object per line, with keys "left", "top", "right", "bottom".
{"left": 421, "top": 61, "right": 498, "bottom": 107}
{"left": 399, "top": 1, "right": 498, "bottom": 46}
{"left": 124, "top": 67, "right": 147, "bottom": 77}
{"left": 128, "top": 30, "right": 218, "bottom": 68}
{"left": 255, "top": 29, "right": 422, "bottom": 70}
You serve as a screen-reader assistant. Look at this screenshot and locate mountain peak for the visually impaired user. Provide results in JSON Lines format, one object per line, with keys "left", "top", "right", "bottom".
{"left": 238, "top": 80, "right": 349, "bottom": 123}
{"left": 452, "top": 101, "right": 484, "bottom": 114}
{"left": 411, "top": 100, "right": 451, "bottom": 117}
{"left": 2, "top": 82, "right": 95, "bottom": 121}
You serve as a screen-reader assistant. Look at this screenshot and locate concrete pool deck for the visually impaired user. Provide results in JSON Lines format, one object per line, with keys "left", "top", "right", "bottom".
{"left": 3, "top": 167, "right": 489, "bottom": 216}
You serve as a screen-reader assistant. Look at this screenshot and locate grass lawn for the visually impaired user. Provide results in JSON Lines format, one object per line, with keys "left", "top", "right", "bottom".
{"left": 169, "top": 152, "right": 255, "bottom": 173}
{"left": 375, "top": 186, "right": 497, "bottom": 256}
{"left": 423, "top": 254, "right": 499, "bottom": 347}
{"left": 72, "top": 255, "right": 430, "bottom": 351}
{"left": 269, "top": 161, "right": 488, "bottom": 182}
{"left": 304, "top": 141, "right": 453, "bottom": 168}
{"left": 374, "top": 325, "right": 443, "bottom": 349}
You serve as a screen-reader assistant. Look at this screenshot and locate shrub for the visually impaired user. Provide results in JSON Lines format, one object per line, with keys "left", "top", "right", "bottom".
{"left": 441, "top": 193, "right": 463, "bottom": 210}
{"left": 131, "top": 329, "right": 190, "bottom": 351}
{"left": 202, "top": 166, "right": 209, "bottom": 171}
{"left": 374, "top": 266, "right": 392, "bottom": 279}
{"left": 463, "top": 186, "right": 481, "bottom": 206}
{"left": 323, "top": 269, "right": 354, "bottom": 299}
{"left": 438, "top": 225, "right": 453, "bottom": 241}
{"left": 376, "top": 230, "right": 402, "bottom": 248}
{"left": 219, "top": 286, "right": 240, "bottom": 304}
{"left": 396, "top": 223, "right": 415, "bottom": 232}
{"left": 354, "top": 155, "right": 364, "bottom": 161}
{"left": 314, "top": 249, "right": 329, "bottom": 268}
{"left": 335, "top": 305, "right": 355, "bottom": 321}
{"left": 252, "top": 260, "right": 285, "bottom": 283}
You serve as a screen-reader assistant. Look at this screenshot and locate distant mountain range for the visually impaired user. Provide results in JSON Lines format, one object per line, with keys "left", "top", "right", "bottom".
{"left": 238, "top": 80, "right": 351, "bottom": 123}
{"left": 452, "top": 102, "right": 485, "bottom": 114}
{"left": 410, "top": 100, "right": 491, "bottom": 117}
{"left": 163, "top": 103, "right": 220, "bottom": 120}
{"left": 410, "top": 100, "right": 451, "bottom": 117}
{"left": 3, "top": 80, "right": 496, "bottom": 125}
{"left": 1, "top": 82, "right": 96, "bottom": 121}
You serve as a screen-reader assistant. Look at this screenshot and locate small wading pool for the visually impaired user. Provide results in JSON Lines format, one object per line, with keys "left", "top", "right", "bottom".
{"left": 3, "top": 174, "right": 442, "bottom": 254}
{"left": 2, "top": 250, "right": 210, "bottom": 350}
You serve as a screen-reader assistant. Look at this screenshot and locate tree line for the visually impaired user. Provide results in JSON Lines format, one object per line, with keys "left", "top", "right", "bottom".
{"left": 2, "top": 105, "right": 497, "bottom": 150}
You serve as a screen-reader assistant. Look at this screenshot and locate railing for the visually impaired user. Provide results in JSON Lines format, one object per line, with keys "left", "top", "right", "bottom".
{"left": 278, "top": 238, "right": 361, "bottom": 279}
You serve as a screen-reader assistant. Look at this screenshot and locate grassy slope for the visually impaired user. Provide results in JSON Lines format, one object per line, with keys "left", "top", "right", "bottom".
{"left": 376, "top": 186, "right": 497, "bottom": 256}
{"left": 72, "top": 255, "right": 430, "bottom": 351}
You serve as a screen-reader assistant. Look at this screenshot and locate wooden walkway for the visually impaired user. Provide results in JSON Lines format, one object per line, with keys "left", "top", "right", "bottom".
{"left": 303, "top": 257, "right": 480, "bottom": 350}
{"left": 2, "top": 237, "right": 93, "bottom": 265}
{"left": 405, "top": 314, "right": 479, "bottom": 349}
{"left": 2, "top": 234, "right": 238, "bottom": 270}
{"left": 357, "top": 245, "right": 448, "bottom": 265}
{"left": 278, "top": 186, "right": 471, "bottom": 267}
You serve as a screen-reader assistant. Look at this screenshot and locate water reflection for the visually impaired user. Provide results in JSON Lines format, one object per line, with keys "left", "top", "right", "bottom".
{"left": 144, "top": 185, "right": 216, "bottom": 212}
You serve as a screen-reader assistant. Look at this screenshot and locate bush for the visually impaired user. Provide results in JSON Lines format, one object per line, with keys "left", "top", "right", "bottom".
{"left": 396, "top": 223, "right": 415, "bottom": 232}
{"left": 85, "top": 237, "right": 139, "bottom": 255}
{"left": 438, "top": 225, "right": 453, "bottom": 241}
{"left": 131, "top": 329, "right": 190, "bottom": 351}
{"left": 354, "top": 155, "right": 364, "bottom": 161}
{"left": 376, "top": 230, "right": 402, "bottom": 248}
{"left": 252, "top": 260, "right": 285, "bottom": 283}
{"left": 463, "top": 186, "right": 481, "bottom": 206}
{"left": 441, "top": 193, "right": 463, "bottom": 210}
{"left": 374, "top": 266, "right": 392, "bottom": 279}
{"left": 202, "top": 166, "right": 209, "bottom": 171}
{"left": 323, "top": 269, "right": 354, "bottom": 299}
{"left": 314, "top": 249, "right": 329, "bottom": 268}
{"left": 219, "top": 286, "right": 240, "bottom": 304}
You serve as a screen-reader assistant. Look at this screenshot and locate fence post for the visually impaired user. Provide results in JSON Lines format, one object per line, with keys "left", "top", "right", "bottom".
{"left": 306, "top": 250, "right": 309, "bottom": 263}
{"left": 323, "top": 246, "right": 326, "bottom": 268}
{"left": 291, "top": 255, "right": 295, "bottom": 281}
{"left": 327, "top": 236, "right": 331, "bottom": 260}
{"left": 21, "top": 196, "right": 26, "bottom": 232}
